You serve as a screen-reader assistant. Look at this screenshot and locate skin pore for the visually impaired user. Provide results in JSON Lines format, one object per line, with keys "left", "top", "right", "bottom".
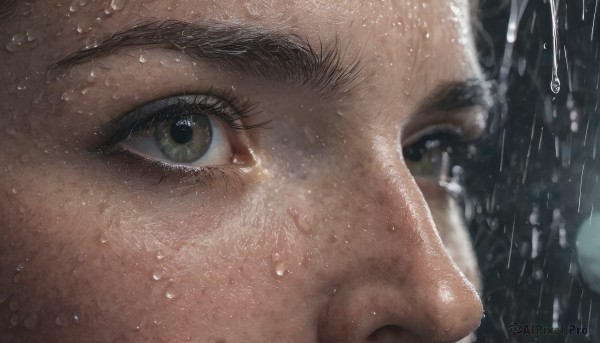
{"left": 0, "top": 0, "right": 489, "bottom": 342}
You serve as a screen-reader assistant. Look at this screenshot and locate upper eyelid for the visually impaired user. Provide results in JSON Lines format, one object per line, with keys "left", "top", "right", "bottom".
{"left": 91, "top": 93, "right": 265, "bottom": 152}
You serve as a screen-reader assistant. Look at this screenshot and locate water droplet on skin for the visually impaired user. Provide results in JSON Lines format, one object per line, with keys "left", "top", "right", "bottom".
{"left": 23, "top": 312, "right": 38, "bottom": 330}
{"left": 72, "top": 312, "right": 81, "bottom": 324}
{"left": 5, "top": 33, "right": 26, "bottom": 52}
{"left": 32, "top": 91, "right": 44, "bottom": 104}
{"left": 388, "top": 225, "right": 396, "bottom": 233}
{"left": 55, "top": 313, "right": 71, "bottom": 327}
{"left": 69, "top": 0, "right": 80, "bottom": 12}
{"left": 10, "top": 313, "right": 19, "bottom": 326}
{"left": 139, "top": 55, "right": 147, "bottom": 63}
{"left": 99, "top": 232, "right": 109, "bottom": 244}
{"left": 165, "top": 289, "right": 176, "bottom": 299}
{"left": 152, "top": 269, "right": 166, "bottom": 281}
{"left": 287, "top": 207, "right": 312, "bottom": 235}
{"left": 155, "top": 251, "right": 166, "bottom": 261}
{"left": 274, "top": 262, "right": 286, "bottom": 277}
{"left": 26, "top": 30, "right": 35, "bottom": 42}
{"left": 9, "top": 300, "right": 19, "bottom": 312}
{"left": 110, "top": 0, "right": 129, "bottom": 11}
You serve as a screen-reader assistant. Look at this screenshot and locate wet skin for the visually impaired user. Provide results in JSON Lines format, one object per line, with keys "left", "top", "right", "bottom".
{"left": 0, "top": 0, "right": 488, "bottom": 342}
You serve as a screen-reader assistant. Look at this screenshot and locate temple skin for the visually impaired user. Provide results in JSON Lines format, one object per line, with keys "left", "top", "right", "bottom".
{"left": 0, "top": 0, "right": 484, "bottom": 342}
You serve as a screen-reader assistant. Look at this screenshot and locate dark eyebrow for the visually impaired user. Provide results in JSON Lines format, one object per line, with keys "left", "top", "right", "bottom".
{"left": 54, "top": 19, "right": 364, "bottom": 98}
{"left": 416, "top": 79, "right": 494, "bottom": 115}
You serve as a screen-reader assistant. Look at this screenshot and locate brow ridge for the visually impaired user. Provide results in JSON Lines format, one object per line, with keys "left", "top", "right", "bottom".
{"left": 54, "top": 19, "right": 365, "bottom": 98}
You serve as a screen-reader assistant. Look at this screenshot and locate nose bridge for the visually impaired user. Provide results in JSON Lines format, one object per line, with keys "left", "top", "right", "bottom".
{"left": 316, "top": 138, "right": 482, "bottom": 342}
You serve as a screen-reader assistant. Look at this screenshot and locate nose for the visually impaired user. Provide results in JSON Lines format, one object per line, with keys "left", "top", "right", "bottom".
{"left": 316, "top": 152, "right": 483, "bottom": 342}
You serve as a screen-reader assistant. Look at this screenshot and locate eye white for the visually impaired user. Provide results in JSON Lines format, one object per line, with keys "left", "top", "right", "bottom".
{"left": 118, "top": 115, "right": 233, "bottom": 169}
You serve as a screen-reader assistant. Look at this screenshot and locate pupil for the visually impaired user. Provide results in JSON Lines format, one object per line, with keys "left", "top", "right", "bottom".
{"left": 404, "top": 146, "right": 425, "bottom": 161}
{"left": 170, "top": 119, "right": 194, "bottom": 144}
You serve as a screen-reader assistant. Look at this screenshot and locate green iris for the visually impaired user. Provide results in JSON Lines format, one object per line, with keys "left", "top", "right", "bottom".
{"left": 155, "top": 115, "right": 212, "bottom": 163}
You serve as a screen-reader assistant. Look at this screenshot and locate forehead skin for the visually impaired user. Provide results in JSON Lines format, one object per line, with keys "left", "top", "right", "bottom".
{"left": 0, "top": 0, "right": 483, "bottom": 342}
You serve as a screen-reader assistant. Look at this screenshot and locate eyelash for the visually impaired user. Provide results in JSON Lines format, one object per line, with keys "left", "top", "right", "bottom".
{"left": 403, "top": 128, "right": 467, "bottom": 162}
{"left": 98, "top": 90, "right": 269, "bottom": 186}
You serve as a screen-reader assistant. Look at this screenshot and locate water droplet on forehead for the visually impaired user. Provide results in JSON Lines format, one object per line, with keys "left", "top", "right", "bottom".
{"left": 139, "top": 54, "right": 147, "bottom": 63}
{"left": 69, "top": 0, "right": 80, "bottom": 12}
{"left": 110, "top": 0, "right": 129, "bottom": 11}
{"left": 274, "top": 262, "right": 286, "bottom": 277}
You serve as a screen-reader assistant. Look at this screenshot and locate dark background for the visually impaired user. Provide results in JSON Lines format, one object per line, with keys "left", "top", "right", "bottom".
{"left": 468, "top": 0, "right": 600, "bottom": 341}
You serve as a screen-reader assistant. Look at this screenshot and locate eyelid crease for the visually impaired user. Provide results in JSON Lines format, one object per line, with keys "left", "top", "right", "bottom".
{"left": 91, "top": 89, "right": 270, "bottom": 152}
{"left": 402, "top": 123, "right": 481, "bottom": 148}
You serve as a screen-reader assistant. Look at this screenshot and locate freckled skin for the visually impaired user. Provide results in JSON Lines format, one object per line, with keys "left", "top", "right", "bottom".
{"left": 0, "top": 0, "right": 482, "bottom": 342}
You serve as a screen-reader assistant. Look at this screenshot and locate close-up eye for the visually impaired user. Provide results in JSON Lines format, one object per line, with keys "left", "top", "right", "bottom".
{"left": 98, "top": 94, "right": 263, "bottom": 172}
{"left": 402, "top": 127, "right": 471, "bottom": 179}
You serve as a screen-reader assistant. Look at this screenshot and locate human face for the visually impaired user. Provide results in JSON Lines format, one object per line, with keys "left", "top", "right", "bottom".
{"left": 0, "top": 0, "right": 488, "bottom": 342}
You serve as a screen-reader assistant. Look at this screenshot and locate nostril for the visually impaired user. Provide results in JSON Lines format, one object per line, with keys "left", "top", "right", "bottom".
{"left": 367, "top": 325, "right": 410, "bottom": 342}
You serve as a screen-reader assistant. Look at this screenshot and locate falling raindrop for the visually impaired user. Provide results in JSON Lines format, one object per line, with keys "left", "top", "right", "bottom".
{"left": 549, "top": 0, "right": 561, "bottom": 93}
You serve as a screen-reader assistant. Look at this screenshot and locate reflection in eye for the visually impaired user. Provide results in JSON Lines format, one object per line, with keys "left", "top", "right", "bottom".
{"left": 99, "top": 94, "right": 267, "bottom": 173}
{"left": 403, "top": 128, "right": 472, "bottom": 182}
